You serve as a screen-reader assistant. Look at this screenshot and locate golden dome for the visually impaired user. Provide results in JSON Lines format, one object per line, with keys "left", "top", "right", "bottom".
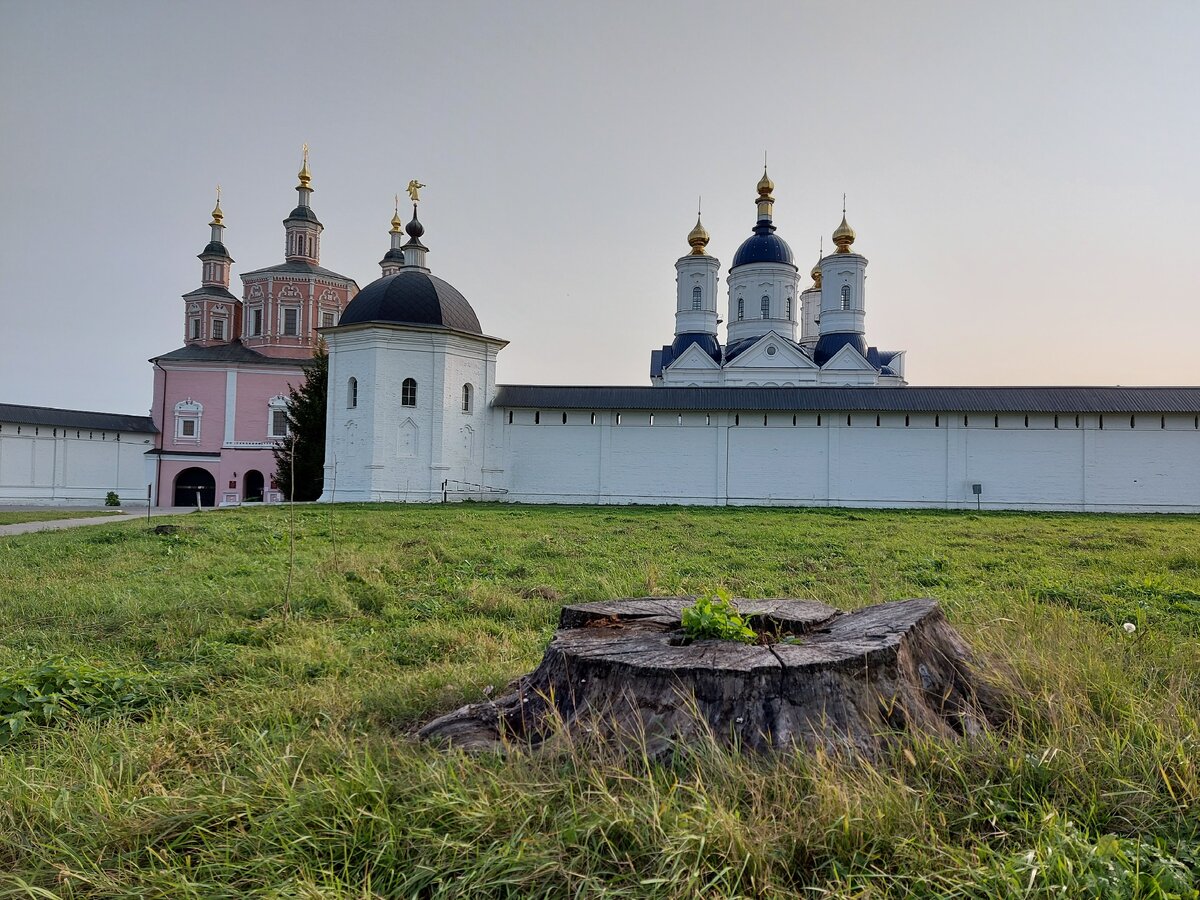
{"left": 832, "top": 214, "right": 856, "bottom": 253}
{"left": 390, "top": 210, "right": 403, "bottom": 234}
{"left": 687, "top": 215, "right": 710, "bottom": 255}
{"left": 810, "top": 262, "right": 821, "bottom": 286}
{"left": 209, "top": 186, "right": 223, "bottom": 226}
{"left": 297, "top": 144, "right": 312, "bottom": 189}
{"left": 757, "top": 167, "right": 774, "bottom": 199}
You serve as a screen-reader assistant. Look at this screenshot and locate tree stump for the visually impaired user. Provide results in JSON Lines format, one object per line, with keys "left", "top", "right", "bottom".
{"left": 418, "top": 597, "right": 1006, "bottom": 756}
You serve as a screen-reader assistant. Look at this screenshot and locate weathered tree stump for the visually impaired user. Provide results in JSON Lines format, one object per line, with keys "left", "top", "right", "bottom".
{"left": 418, "top": 597, "right": 1006, "bottom": 756}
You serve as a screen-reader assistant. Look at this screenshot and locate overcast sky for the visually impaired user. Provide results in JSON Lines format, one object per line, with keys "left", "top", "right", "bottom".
{"left": 2, "top": 1, "right": 1198, "bottom": 415}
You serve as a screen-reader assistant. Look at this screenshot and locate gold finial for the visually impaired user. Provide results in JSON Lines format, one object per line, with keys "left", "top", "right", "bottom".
{"left": 832, "top": 200, "right": 856, "bottom": 253}
{"left": 209, "top": 184, "right": 223, "bottom": 226}
{"left": 812, "top": 237, "right": 822, "bottom": 284}
{"left": 297, "top": 143, "right": 311, "bottom": 189}
{"left": 687, "top": 200, "right": 710, "bottom": 256}
{"left": 390, "top": 194, "right": 403, "bottom": 232}
{"left": 406, "top": 180, "right": 425, "bottom": 203}
{"left": 757, "top": 165, "right": 774, "bottom": 200}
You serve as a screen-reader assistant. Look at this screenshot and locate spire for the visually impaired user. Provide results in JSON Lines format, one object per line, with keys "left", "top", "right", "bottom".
{"left": 755, "top": 164, "right": 775, "bottom": 223}
{"left": 380, "top": 195, "right": 407, "bottom": 276}
{"left": 210, "top": 184, "right": 223, "bottom": 227}
{"left": 401, "top": 186, "right": 429, "bottom": 270}
{"left": 687, "top": 197, "right": 710, "bottom": 256}
{"left": 297, "top": 143, "right": 312, "bottom": 191}
{"left": 832, "top": 195, "right": 856, "bottom": 253}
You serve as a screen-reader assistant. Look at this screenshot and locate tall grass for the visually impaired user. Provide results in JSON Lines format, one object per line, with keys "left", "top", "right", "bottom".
{"left": 0, "top": 504, "right": 1197, "bottom": 896}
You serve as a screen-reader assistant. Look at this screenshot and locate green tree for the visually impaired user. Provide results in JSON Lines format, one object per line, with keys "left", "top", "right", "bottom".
{"left": 273, "top": 346, "right": 327, "bottom": 502}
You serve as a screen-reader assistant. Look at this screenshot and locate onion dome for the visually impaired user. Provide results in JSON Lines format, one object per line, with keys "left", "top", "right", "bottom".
{"left": 390, "top": 209, "right": 404, "bottom": 233}
{"left": 297, "top": 146, "right": 312, "bottom": 190}
{"left": 210, "top": 194, "right": 224, "bottom": 227}
{"left": 732, "top": 167, "right": 794, "bottom": 268}
{"left": 405, "top": 211, "right": 425, "bottom": 241}
{"left": 686, "top": 214, "right": 710, "bottom": 255}
{"left": 832, "top": 214, "right": 856, "bottom": 253}
{"left": 339, "top": 270, "right": 481, "bottom": 334}
{"left": 810, "top": 261, "right": 822, "bottom": 287}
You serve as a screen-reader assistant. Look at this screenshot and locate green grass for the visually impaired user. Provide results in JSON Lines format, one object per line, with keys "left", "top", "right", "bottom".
{"left": 0, "top": 508, "right": 123, "bottom": 526}
{"left": 0, "top": 503, "right": 1197, "bottom": 897}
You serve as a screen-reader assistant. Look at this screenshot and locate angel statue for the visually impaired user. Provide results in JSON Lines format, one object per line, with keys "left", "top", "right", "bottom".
{"left": 406, "top": 180, "right": 426, "bottom": 203}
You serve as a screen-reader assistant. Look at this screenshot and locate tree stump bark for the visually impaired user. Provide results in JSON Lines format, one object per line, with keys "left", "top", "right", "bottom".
{"left": 418, "top": 597, "right": 1006, "bottom": 756}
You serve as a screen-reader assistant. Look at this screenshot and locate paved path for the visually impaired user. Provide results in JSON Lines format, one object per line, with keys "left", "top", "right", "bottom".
{"left": 0, "top": 508, "right": 197, "bottom": 537}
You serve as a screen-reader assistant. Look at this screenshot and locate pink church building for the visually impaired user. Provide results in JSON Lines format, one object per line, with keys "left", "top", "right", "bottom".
{"left": 148, "top": 155, "right": 357, "bottom": 506}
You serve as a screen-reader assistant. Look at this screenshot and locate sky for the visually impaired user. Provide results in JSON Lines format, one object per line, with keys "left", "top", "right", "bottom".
{"left": 2, "top": 1, "right": 1198, "bottom": 416}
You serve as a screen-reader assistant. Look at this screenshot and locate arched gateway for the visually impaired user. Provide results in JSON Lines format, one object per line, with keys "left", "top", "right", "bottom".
{"left": 173, "top": 467, "right": 216, "bottom": 507}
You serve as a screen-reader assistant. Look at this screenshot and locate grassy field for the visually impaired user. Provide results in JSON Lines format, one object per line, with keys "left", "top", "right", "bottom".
{"left": 0, "top": 503, "right": 1197, "bottom": 898}
{"left": 0, "top": 508, "right": 122, "bottom": 526}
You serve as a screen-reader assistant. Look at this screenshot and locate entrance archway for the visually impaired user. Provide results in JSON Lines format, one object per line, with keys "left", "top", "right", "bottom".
{"left": 174, "top": 467, "right": 216, "bottom": 507}
{"left": 243, "top": 469, "right": 265, "bottom": 502}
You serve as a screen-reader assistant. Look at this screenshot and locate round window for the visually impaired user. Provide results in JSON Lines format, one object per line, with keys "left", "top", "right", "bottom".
{"left": 766, "top": 345, "right": 777, "bottom": 356}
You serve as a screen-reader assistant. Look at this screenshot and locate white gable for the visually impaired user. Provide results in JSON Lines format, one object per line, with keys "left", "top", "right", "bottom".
{"left": 821, "top": 342, "right": 876, "bottom": 372}
{"left": 725, "top": 332, "right": 816, "bottom": 370}
{"left": 665, "top": 342, "right": 721, "bottom": 371}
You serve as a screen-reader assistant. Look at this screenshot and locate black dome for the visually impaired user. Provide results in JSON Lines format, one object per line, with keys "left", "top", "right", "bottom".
{"left": 339, "top": 269, "right": 482, "bottom": 334}
{"left": 285, "top": 206, "right": 322, "bottom": 225}
{"left": 732, "top": 228, "right": 795, "bottom": 267}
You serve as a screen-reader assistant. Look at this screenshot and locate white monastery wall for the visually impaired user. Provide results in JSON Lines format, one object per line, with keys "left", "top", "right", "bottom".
{"left": 496, "top": 410, "right": 1200, "bottom": 512}
{"left": 0, "top": 420, "right": 155, "bottom": 506}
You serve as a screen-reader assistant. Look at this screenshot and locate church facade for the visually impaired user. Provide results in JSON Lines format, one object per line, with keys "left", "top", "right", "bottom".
{"left": 146, "top": 154, "right": 357, "bottom": 506}
{"left": 322, "top": 172, "right": 1200, "bottom": 513}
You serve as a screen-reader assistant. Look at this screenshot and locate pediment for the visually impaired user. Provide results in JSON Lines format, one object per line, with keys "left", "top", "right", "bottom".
{"left": 821, "top": 342, "right": 876, "bottom": 372}
{"left": 726, "top": 332, "right": 816, "bottom": 369}
{"left": 666, "top": 342, "right": 721, "bottom": 371}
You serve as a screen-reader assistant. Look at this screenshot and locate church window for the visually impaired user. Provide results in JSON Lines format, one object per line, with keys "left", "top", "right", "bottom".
{"left": 508, "top": 411, "right": 513, "bottom": 424}
{"left": 563, "top": 412, "right": 568, "bottom": 424}
{"left": 817, "top": 414, "right": 821, "bottom": 426}
{"left": 590, "top": 412, "right": 596, "bottom": 425}
{"left": 935, "top": 415, "right": 940, "bottom": 427}
{"left": 252, "top": 309, "right": 263, "bottom": 336}
{"left": 267, "top": 395, "right": 290, "bottom": 439}
{"left": 1075, "top": 415, "right": 1080, "bottom": 428}
{"left": 616, "top": 413, "right": 622, "bottom": 425}
{"left": 173, "top": 399, "right": 203, "bottom": 442}
{"left": 1099, "top": 415, "right": 1104, "bottom": 429}
{"left": 905, "top": 415, "right": 910, "bottom": 427}
{"left": 964, "top": 415, "right": 969, "bottom": 427}
{"left": 401, "top": 378, "right": 417, "bottom": 407}
{"left": 761, "top": 296, "right": 770, "bottom": 319}
{"left": 649, "top": 414, "right": 655, "bottom": 425}
{"left": 841, "top": 285, "right": 851, "bottom": 310}
{"left": 692, "top": 287, "right": 701, "bottom": 310}
{"left": 462, "top": 384, "right": 473, "bottom": 413}
{"left": 535, "top": 412, "right": 540, "bottom": 424}
{"left": 212, "top": 318, "right": 226, "bottom": 341}
{"left": 1054, "top": 415, "right": 1059, "bottom": 428}
{"left": 348, "top": 378, "right": 358, "bottom": 408}
{"left": 764, "top": 415, "right": 768, "bottom": 426}
{"left": 1161, "top": 415, "right": 1166, "bottom": 429}
{"left": 994, "top": 415, "right": 999, "bottom": 428}
{"left": 792, "top": 415, "right": 797, "bottom": 426}
{"left": 283, "top": 308, "right": 299, "bottom": 336}
{"left": 180, "top": 420, "right": 196, "bottom": 437}
{"left": 1130, "top": 415, "right": 1136, "bottom": 428}
{"left": 847, "top": 415, "right": 852, "bottom": 426}
{"left": 766, "top": 345, "right": 776, "bottom": 356}
{"left": 876, "top": 415, "right": 880, "bottom": 427}
{"left": 190, "top": 318, "right": 201, "bottom": 340}
{"left": 734, "top": 415, "right": 739, "bottom": 426}
{"left": 1024, "top": 415, "right": 1029, "bottom": 428}
{"left": 321, "top": 311, "right": 336, "bottom": 328}
{"left": 737, "top": 298, "right": 744, "bottom": 320}
{"left": 786, "top": 297, "right": 792, "bottom": 318}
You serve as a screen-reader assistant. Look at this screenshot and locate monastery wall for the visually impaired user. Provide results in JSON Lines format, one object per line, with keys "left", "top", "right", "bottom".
{"left": 0, "top": 422, "right": 155, "bottom": 506}
{"left": 496, "top": 410, "right": 1200, "bottom": 512}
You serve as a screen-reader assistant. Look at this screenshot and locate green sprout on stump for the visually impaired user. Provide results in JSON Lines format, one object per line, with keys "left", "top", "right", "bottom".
{"left": 681, "top": 589, "right": 756, "bottom": 644}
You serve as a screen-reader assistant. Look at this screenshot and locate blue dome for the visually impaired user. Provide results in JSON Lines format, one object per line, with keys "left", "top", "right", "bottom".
{"left": 732, "top": 226, "right": 794, "bottom": 268}
{"left": 671, "top": 332, "right": 721, "bottom": 363}
{"left": 339, "top": 270, "right": 481, "bottom": 334}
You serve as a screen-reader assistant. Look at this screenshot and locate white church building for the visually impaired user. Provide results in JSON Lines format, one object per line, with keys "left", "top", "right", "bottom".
{"left": 322, "top": 172, "right": 1200, "bottom": 513}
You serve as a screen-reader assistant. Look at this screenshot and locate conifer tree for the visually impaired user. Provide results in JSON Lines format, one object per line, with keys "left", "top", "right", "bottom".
{"left": 272, "top": 346, "right": 327, "bottom": 501}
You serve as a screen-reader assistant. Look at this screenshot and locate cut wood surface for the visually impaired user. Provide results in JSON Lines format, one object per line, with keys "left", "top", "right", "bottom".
{"left": 418, "top": 596, "right": 1006, "bottom": 756}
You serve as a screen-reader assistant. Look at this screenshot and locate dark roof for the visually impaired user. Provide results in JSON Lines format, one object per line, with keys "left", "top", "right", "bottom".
{"left": 0, "top": 402, "right": 156, "bottom": 433}
{"left": 338, "top": 269, "right": 482, "bottom": 334}
{"left": 380, "top": 248, "right": 406, "bottom": 263}
{"left": 814, "top": 332, "right": 868, "bottom": 366}
{"left": 732, "top": 221, "right": 795, "bottom": 268}
{"left": 285, "top": 206, "right": 322, "bottom": 225}
{"left": 654, "top": 333, "right": 722, "bottom": 375}
{"left": 199, "top": 240, "right": 232, "bottom": 260}
{"left": 182, "top": 285, "right": 239, "bottom": 301}
{"left": 151, "top": 340, "right": 309, "bottom": 367}
{"left": 494, "top": 385, "right": 1200, "bottom": 414}
{"left": 239, "top": 260, "right": 357, "bottom": 283}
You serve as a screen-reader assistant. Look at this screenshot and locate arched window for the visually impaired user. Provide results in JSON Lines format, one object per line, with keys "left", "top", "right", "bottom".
{"left": 401, "top": 378, "right": 417, "bottom": 407}
{"left": 786, "top": 297, "right": 792, "bottom": 319}
{"left": 461, "top": 383, "right": 473, "bottom": 413}
{"left": 761, "top": 296, "right": 770, "bottom": 319}
{"left": 692, "top": 286, "right": 702, "bottom": 310}
{"left": 841, "top": 284, "right": 851, "bottom": 310}
{"left": 737, "top": 298, "right": 744, "bottom": 320}
{"left": 347, "top": 377, "right": 358, "bottom": 408}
